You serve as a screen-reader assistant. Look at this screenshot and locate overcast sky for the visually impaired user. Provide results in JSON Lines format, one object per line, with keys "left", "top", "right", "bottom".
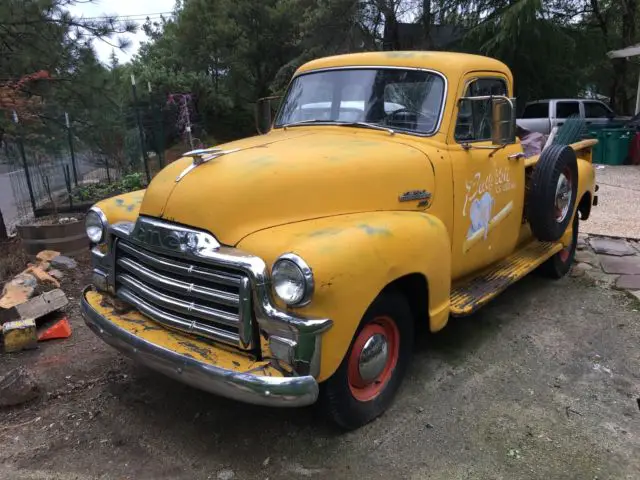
{"left": 67, "top": 0, "right": 175, "bottom": 64}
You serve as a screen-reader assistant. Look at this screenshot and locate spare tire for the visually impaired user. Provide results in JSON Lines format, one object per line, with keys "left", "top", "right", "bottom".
{"left": 527, "top": 144, "right": 578, "bottom": 242}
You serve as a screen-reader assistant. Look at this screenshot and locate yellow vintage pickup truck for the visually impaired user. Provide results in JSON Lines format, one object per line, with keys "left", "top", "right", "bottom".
{"left": 81, "top": 51, "right": 597, "bottom": 429}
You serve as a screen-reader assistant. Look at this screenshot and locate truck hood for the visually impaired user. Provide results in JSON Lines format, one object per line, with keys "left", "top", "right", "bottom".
{"left": 140, "top": 128, "right": 435, "bottom": 246}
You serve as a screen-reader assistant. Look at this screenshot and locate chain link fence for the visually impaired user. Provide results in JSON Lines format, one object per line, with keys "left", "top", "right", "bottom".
{"left": 0, "top": 86, "right": 207, "bottom": 232}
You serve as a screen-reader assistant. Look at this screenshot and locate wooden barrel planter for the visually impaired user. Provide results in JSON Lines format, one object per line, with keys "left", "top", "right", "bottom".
{"left": 17, "top": 220, "right": 88, "bottom": 257}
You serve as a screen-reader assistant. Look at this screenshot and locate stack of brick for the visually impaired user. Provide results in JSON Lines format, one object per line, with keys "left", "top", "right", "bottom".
{"left": 1, "top": 250, "right": 74, "bottom": 353}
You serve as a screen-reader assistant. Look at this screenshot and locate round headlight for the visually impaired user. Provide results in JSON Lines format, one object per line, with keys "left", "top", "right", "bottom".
{"left": 85, "top": 208, "right": 107, "bottom": 244}
{"left": 272, "top": 254, "right": 314, "bottom": 306}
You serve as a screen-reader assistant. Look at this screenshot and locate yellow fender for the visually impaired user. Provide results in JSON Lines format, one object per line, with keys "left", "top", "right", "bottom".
{"left": 237, "top": 210, "right": 452, "bottom": 382}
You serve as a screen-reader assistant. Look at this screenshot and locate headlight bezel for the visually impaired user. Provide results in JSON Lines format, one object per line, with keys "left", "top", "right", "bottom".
{"left": 271, "top": 253, "right": 314, "bottom": 307}
{"left": 85, "top": 206, "right": 108, "bottom": 244}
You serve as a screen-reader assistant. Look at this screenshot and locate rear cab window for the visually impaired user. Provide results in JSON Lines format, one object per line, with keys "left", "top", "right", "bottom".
{"left": 555, "top": 101, "right": 580, "bottom": 119}
{"left": 522, "top": 102, "right": 549, "bottom": 119}
{"left": 584, "top": 101, "right": 612, "bottom": 118}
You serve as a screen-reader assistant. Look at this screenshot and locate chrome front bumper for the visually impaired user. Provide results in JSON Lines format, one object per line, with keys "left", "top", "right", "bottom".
{"left": 81, "top": 288, "right": 319, "bottom": 407}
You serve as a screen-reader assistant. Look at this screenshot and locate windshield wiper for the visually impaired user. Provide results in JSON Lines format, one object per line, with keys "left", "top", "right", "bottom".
{"left": 281, "top": 119, "right": 394, "bottom": 135}
{"left": 335, "top": 121, "right": 395, "bottom": 135}
{"left": 282, "top": 119, "right": 331, "bottom": 129}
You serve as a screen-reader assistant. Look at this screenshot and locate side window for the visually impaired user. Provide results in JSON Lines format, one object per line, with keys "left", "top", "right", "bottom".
{"left": 522, "top": 102, "right": 549, "bottom": 119}
{"left": 455, "top": 77, "right": 508, "bottom": 142}
{"left": 584, "top": 101, "right": 611, "bottom": 118}
{"left": 555, "top": 101, "right": 580, "bottom": 119}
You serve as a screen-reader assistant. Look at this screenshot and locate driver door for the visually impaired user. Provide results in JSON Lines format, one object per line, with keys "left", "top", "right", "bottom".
{"left": 449, "top": 75, "right": 526, "bottom": 280}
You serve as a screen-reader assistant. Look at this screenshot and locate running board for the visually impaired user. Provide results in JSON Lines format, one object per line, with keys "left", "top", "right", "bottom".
{"left": 450, "top": 241, "right": 564, "bottom": 317}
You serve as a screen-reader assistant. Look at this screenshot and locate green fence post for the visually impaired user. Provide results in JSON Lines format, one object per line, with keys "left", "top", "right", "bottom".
{"left": 65, "top": 112, "right": 79, "bottom": 186}
{"left": 13, "top": 111, "right": 37, "bottom": 216}
{"left": 131, "top": 74, "right": 151, "bottom": 184}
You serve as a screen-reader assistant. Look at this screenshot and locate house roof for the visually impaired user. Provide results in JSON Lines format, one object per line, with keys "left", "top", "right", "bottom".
{"left": 608, "top": 44, "right": 640, "bottom": 59}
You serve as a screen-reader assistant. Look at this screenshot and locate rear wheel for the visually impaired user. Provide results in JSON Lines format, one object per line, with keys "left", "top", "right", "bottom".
{"left": 320, "top": 291, "right": 414, "bottom": 430}
{"left": 539, "top": 213, "right": 578, "bottom": 278}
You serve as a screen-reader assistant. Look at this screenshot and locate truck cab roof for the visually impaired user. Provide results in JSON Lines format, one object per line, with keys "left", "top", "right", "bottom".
{"left": 296, "top": 51, "right": 512, "bottom": 82}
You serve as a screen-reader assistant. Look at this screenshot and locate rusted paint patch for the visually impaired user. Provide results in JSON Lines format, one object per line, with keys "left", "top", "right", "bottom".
{"left": 179, "top": 340, "right": 215, "bottom": 361}
{"left": 308, "top": 227, "right": 344, "bottom": 238}
{"left": 450, "top": 241, "right": 563, "bottom": 316}
{"left": 357, "top": 224, "right": 392, "bottom": 237}
{"left": 113, "top": 196, "right": 143, "bottom": 212}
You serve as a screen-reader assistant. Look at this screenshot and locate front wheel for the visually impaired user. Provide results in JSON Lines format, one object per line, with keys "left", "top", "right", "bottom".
{"left": 320, "top": 291, "right": 414, "bottom": 430}
{"left": 539, "top": 213, "right": 579, "bottom": 278}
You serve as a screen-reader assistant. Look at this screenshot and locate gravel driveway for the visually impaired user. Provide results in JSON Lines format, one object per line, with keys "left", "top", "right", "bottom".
{"left": 1, "top": 266, "right": 639, "bottom": 479}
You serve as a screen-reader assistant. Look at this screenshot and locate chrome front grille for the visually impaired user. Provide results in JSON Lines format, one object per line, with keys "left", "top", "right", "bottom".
{"left": 114, "top": 239, "right": 254, "bottom": 349}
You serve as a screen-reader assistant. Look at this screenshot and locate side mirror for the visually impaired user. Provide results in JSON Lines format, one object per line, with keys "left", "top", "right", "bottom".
{"left": 255, "top": 96, "right": 282, "bottom": 135}
{"left": 491, "top": 97, "right": 516, "bottom": 145}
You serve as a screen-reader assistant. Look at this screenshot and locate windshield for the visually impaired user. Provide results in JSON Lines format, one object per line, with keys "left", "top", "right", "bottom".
{"left": 274, "top": 68, "right": 446, "bottom": 135}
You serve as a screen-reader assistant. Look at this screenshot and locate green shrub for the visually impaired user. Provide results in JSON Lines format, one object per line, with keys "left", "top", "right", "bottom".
{"left": 72, "top": 172, "right": 145, "bottom": 203}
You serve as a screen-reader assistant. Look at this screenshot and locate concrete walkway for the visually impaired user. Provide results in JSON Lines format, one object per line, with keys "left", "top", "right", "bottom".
{"left": 582, "top": 165, "right": 640, "bottom": 240}
{"left": 573, "top": 233, "right": 640, "bottom": 301}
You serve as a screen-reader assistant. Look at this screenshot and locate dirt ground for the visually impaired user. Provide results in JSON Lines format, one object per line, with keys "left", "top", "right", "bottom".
{"left": 1, "top": 259, "right": 640, "bottom": 479}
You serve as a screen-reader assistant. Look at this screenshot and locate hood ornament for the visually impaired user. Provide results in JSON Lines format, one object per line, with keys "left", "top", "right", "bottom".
{"left": 176, "top": 148, "right": 240, "bottom": 182}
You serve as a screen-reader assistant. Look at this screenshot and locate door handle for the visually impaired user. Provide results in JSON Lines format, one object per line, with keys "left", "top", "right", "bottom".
{"left": 508, "top": 152, "right": 526, "bottom": 160}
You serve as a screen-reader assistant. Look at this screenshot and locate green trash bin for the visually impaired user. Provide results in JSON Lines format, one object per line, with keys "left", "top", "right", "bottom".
{"left": 594, "top": 128, "right": 632, "bottom": 165}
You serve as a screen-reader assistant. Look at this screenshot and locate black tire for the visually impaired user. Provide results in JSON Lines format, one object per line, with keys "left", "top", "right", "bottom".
{"left": 527, "top": 144, "right": 578, "bottom": 242}
{"left": 539, "top": 213, "right": 578, "bottom": 278}
{"left": 320, "top": 291, "right": 414, "bottom": 430}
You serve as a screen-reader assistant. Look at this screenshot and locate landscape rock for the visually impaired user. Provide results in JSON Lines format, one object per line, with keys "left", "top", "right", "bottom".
{"left": 217, "top": 469, "right": 235, "bottom": 480}
{"left": 50, "top": 255, "right": 77, "bottom": 270}
{"left": 590, "top": 237, "right": 636, "bottom": 256}
{"left": 36, "top": 250, "right": 61, "bottom": 262}
{"left": 615, "top": 275, "right": 640, "bottom": 291}
{"left": 584, "top": 268, "right": 618, "bottom": 287}
{"left": 25, "top": 266, "right": 60, "bottom": 288}
{"left": 599, "top": 255, "right": 640, "bottom": 275}
{"left": 3, "top": 318, "right": 38, "bottom": 352}
{"left": 577, "top": 234, "right": 589, "bottom": 250}
{"left": 574, "top": 250, "right": 599, "bottom": 267}
{"left": 0, "top": 367, "right": 41, "bottom": 407}
{"left": 570, "top": 263, "right": 592, "bottom": 277}
{"left": 48, "top": 269, "right": 65, "bottom": 281}
{"left": 628, "top": 290, "right": 640, "bottom": 302}
{"left": 0, "top": 274, "right": 37, "bottom": 309}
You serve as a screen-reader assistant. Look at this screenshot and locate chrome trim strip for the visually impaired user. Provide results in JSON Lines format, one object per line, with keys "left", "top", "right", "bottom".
{"left": 177, "top": 148, "right": 241, "bottom": 182}
{"left": 117, "top": 256, "right": 240, "bottom": 308}
{"left": 117, "top": 274, "right": 240, "bottom": 327}
{"left": 117, "top": 287, "right": 239, "bottom": 346}
{"left": 128, "top": 216, "right": 221, "bottom": 257}
{"left": 118, "top": 241, "right": 242, "bottom": 287}
{"left": 274, "top": 65, "right": 449, "bottom": 138}
{"left": 237, "top": 277, "right": 253, "bottom": 349}
{"left": 81, "top": 287, "right": 318, "bottom": 407}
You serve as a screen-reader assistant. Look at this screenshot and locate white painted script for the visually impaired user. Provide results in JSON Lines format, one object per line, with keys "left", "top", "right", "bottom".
{"left": 463, "top": 167, "right": 516, "bottom": 217}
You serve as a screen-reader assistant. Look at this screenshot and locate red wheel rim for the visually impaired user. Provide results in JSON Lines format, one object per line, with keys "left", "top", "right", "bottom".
{"left": 347, "top": 316, "right": 400, "bottom": 402}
